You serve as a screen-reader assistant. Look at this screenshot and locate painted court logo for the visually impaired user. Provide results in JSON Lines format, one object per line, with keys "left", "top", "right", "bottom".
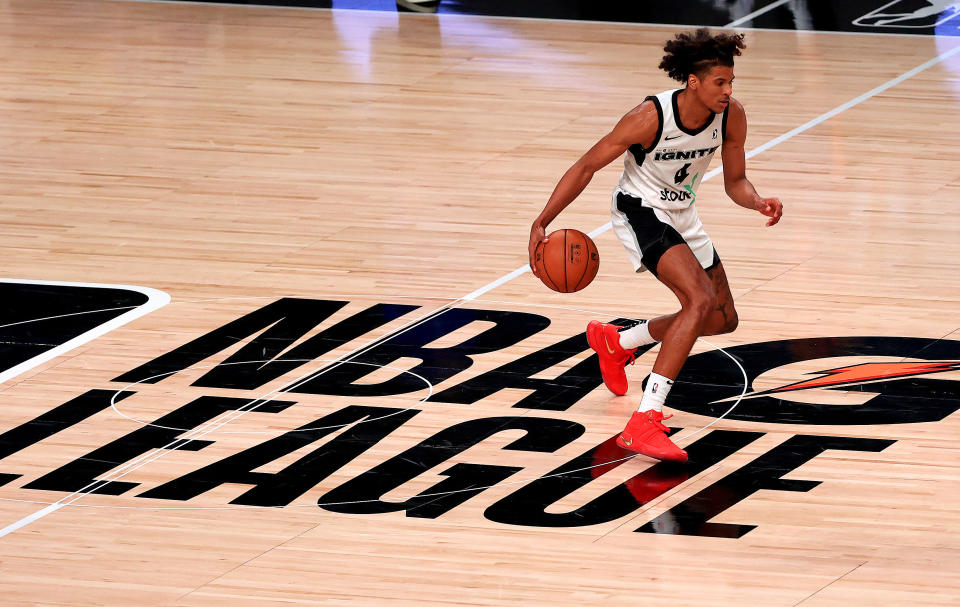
{"left": 1, "top": 297, "right": 958, "bottom": 538}
{"left": 758, "top": 360, "right": 960, "bottom": 395}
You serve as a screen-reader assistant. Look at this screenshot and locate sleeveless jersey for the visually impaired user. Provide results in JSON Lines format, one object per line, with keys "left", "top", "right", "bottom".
{"left": 618, "top": 89, "right": 728, "bottom": 211}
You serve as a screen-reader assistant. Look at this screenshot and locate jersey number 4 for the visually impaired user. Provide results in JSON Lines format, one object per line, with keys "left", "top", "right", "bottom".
{"left": 674, "top": 163, "right": 691, "bottom": 185}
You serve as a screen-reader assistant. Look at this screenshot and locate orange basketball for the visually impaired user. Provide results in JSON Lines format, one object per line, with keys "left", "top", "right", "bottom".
{"left": 533, "top": 229, "right": 599, "bottom": 293}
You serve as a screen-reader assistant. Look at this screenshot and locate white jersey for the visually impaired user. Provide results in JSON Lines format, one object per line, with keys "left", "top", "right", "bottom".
{"left": 618, "top": 89, "right": 727, "bottom": 211}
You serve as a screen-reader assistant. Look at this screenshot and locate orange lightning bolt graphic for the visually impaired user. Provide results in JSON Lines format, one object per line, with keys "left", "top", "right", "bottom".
{"left": 768, "top": 361, "right": 960, "bottom": 394}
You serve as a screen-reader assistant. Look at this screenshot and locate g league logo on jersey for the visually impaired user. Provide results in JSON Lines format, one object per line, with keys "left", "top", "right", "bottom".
{"left": 1, "top": 297, "right": 958, "bottom": 538}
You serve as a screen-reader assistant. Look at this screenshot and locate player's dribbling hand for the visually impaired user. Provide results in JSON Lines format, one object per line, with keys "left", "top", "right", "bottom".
{"left": 528, "top": 224, "right": 548, "bottom": 277}
{"left": 756, "top": 197, "right": 783, "bottom": 226}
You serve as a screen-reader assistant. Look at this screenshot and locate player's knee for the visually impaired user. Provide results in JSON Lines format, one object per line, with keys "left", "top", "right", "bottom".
{"left": 711, "top": 305, "right": 738, "bottom": 335}
{"left": 702, "top": 304, "right": 737, "bottom": 335}
{"left": 686, "top": 292, "right": 715, "bottom": 324}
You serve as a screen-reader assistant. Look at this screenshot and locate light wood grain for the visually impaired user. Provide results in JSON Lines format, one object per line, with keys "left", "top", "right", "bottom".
{"left": 0, "top": 1, "right": 958, "bottom": 605}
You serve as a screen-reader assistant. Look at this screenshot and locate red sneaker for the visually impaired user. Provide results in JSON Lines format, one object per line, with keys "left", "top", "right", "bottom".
{"left": 616, "top": 410, "right": 688, "bottom": 462}
{"left": 586, "top": 321, "right": 637, "bottom": 396}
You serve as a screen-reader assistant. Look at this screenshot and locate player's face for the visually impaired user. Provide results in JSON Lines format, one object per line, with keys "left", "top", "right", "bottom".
{"left": 691, "top": 65, "right": 734, "bottom": 114}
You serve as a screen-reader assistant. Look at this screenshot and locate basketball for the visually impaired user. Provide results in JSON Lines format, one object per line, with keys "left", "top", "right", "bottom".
{"left": 533, "top": 229, "right": 599, "bottom": 293}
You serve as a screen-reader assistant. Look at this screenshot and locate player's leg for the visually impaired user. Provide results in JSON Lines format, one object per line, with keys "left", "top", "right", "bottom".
{"left": 702, "top": 260, "right": 738, "bottom": 335}
{"left": 592, "top": 195, "right": 732, "bottom": 398}
{"left": 616, "top": 242, "right": 713, "bottom": 462}
{"left": 588, "top": 197, "right": 664, "bottom": 396}
{"left": 615, "top": 209, "right": 733, "bottom": 355}
{"left": 635, "top": 258, "right": 737, "bottom": 341}
{"left": 647, "top": 244, "right": 716, "bottom": 378}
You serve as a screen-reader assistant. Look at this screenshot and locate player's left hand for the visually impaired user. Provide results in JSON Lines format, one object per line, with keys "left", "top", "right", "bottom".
{"left": 756, "top": 197, "right": 783, "bottom": 226}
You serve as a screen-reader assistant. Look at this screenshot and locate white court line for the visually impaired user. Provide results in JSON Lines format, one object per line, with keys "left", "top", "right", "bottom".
{"left": 0, "top": 300, "right": 464, "bottom": 537}
{"left": 3, "top": 42, "right": 959, "bottom": 537}
{"left": 108, "top": 359, "right": 435, "bottom": 434}
{"left": 587, "top": 43, "right": 960, "bottom": 243}
{"left": 724, "top": 0, "right": 793, "bottom": 28}
{"left": 0, "top": 279, "right": 170, "bottom": 386}
{"left": 707, "top": 43, "right": 960, "bottom": 180}
{"left": 0, "top": 321, "right": 750, "bottom": 512}
{"left": 0, "top": 504, "right": 63, "bottom": 537}
{"left": 462, "top": 266, "right": 528, "bottom": 301}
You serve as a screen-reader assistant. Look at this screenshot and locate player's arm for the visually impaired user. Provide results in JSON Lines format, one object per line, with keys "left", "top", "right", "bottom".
{"left": 528, "top": 102, "right": 659, "bottom": 276}
{"left": 721, "top": 98, "right": 782, "bottom": 227}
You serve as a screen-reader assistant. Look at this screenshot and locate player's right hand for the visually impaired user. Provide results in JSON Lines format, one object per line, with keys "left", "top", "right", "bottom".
{"left": 528, "top": 224, "right": 548, "bottom": 277}
{"left": 756, "top": 197, "right": 783, "bottom": 226}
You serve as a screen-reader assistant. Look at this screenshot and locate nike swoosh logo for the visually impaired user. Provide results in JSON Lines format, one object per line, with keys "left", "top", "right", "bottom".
{"left": 664, "top": 134, "right": 681, "bottom": 140}
{"left": 602, "top": 333, "right": 617, "bottom": 355}
{"left": 621, "top": 435, "right": 633, "bottom": 446}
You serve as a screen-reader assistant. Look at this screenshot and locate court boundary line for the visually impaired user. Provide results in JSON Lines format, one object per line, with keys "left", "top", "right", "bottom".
{"left": 2, "top": 36, "right": 959, "bottom": 538}
{"left": 109, "top": 0, "right": 960, "bottom": 39}
{"left": 577, "top": 44, "right": 960, "bottom": 254}
{"left": 0, "top": 301, "right": 466, "bottom": 537}
{"left": 0, "top": 279, "right": 170, "bottom": 386}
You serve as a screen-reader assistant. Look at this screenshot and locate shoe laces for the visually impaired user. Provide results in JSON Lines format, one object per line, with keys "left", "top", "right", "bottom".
{"left": 651, "top": 412, "right": 672, "bottom": 433}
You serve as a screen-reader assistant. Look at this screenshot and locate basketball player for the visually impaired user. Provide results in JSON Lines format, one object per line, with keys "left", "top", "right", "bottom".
{"left": 528, "top": 29, "right": 782, "bottom": 462}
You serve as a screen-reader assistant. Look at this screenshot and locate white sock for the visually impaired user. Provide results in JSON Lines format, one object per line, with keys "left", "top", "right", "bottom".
{"left": 618, "top": 320, "right": 657, "bottom": 349}
{"left": 637, "top": 372, "right": 673, "bottom": 413}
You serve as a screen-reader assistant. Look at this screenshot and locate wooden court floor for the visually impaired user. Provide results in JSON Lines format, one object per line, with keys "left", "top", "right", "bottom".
{"left": 1, "top": 0, "right": 959, "bottom": 604}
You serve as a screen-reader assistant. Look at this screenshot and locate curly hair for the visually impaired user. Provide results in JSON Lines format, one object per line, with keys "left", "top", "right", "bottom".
{"left": 659, "top": 29, "right": 746, "bottom": 83}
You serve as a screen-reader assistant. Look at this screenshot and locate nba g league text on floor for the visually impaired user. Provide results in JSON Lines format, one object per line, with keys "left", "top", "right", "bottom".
{"left": 4, "top": 298, "right": 959, "bottom": 538}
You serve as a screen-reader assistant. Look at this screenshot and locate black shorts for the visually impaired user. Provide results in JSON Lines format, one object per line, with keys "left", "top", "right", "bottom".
{"left": 611, "top": 190, "right": 720, "bottom": 277}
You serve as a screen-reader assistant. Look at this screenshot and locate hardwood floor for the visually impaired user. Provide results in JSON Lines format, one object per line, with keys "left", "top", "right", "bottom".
{"left": 0, "top": 1, "right": 958, "bottom": 604}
